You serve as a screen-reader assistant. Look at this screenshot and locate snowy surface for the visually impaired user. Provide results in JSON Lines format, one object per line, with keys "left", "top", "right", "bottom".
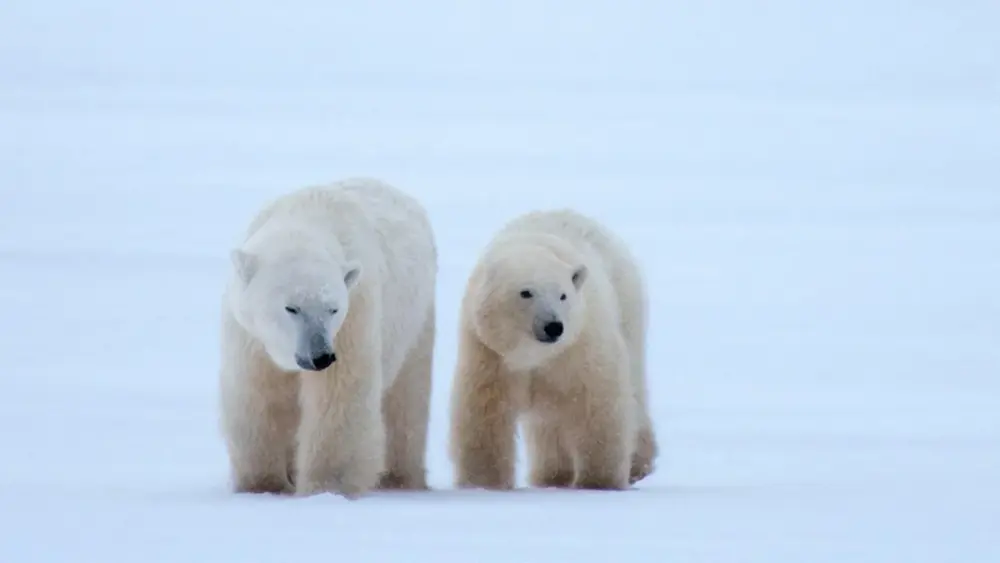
{"left": 2, "top": 1, "right": 999, "bottom": 561}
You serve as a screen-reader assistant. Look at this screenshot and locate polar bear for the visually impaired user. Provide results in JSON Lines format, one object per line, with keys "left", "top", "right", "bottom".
{"left": 219, "top": 177, "right": 437, "bottom": 498}
{"left": 449, "top": 209, "right": 657, "bottom": 491}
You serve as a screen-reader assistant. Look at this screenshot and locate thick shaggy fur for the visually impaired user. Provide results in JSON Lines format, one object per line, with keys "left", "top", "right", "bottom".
{"left": 219, "top": 178, "right": 437, "bottom": 498}
{"left": 449, "top": 209, "right": 657, "bottom": 491}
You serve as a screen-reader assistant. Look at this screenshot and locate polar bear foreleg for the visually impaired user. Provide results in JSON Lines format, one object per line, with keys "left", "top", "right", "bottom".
{"left": 561, "top": 339, "right": 635, "bottom": 491}
{"left": 524, "top": 415, "right": 576, "bottom": 488}
{"left": 449, "top": 331, "right": 517, "bottom": 490}
{"left": 295, "top": 316, "right": 386, "bottom": 498}
{"left": 568, "top": 389, "right": 634, "bottom": 491}
{"left": 295, "top": 367, "right": 385, "bottom": 497}
{"left": 379, "top": 308, "right": 434, "bottom": 491}
{"left": 220, "top": 330, "right": 299, "bottom": 495}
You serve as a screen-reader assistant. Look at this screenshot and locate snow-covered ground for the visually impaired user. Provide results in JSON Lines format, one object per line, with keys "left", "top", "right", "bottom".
{"left": 1, "top": 1, "right": 999, "bottom": 561}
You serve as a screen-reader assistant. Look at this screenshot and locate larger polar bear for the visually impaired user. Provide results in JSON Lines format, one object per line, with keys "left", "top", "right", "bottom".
{"left": 449, "top": 209, "right": 658, "bottom": 491}
{"left": 219, "top": 177, "right": 437, "bottom": 498}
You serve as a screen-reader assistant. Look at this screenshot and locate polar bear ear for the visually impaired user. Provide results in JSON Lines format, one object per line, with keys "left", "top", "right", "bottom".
{"left": 343, "top": 261, "right": 362, "bottom": 290}
{"left": 231, "top": 249, "right": 258, "bottom": 284}
{"left": 571, "top": 264, "right": 588, "bottom": 290}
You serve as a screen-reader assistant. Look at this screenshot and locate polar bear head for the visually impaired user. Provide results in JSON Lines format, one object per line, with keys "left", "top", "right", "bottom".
{"left": 228, "top": 246, "right": 361, "bottom": 373}
{"left": 469, "top": 242, "right": 589, "bottom": 371}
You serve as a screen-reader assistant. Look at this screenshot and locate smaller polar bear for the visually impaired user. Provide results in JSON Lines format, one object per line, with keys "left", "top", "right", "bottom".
{"left": 449, "top": 209, "right": 658, "bottom": 491}
{"left": 219, "top": 178, "right": 437, "bottom": 498}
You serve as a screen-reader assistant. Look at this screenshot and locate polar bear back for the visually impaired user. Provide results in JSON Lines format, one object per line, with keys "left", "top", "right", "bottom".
{"left": 241, "top": 177, "right": 437, "bottom": 387}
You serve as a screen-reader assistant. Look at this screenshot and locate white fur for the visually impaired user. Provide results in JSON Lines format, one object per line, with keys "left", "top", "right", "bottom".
{"left": 449, "top": 209, "right": 657, "bottom": 490}
{"left": 220, "top": 177, "right": 437, "bottom": 498}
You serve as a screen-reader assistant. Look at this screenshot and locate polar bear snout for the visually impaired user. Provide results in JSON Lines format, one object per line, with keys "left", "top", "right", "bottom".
{"left": 297, "top": 351, "right": 336, "bottom": 371}
{"left": 534, "top": 319, "right": 564, "bottom": 343}
{"left": 296, "top": 331, "right": 337, "bottom": 371}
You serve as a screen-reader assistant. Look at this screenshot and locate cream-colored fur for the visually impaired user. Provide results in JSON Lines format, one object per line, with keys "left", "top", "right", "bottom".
{"left": 449, "top": 209, "right": 657, "bottom": 490}
{"left": 219, "top": 178, "right": 437, "bottom": 498}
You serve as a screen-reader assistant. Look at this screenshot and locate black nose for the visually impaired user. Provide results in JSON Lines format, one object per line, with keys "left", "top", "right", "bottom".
{"left": 544, "top": 321, "right": 564, "bottom": 340}
{"left": 311, "top": 352, "right": 336, "bottom": 371}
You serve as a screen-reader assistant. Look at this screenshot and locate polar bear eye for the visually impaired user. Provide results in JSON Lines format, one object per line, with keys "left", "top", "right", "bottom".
{"left": 285, "top": 306, "right": 300, "bottom": 315}
{"left": 328, "top": 308, "right": 339, "bottom": 315}
{"left": 560, "top": 293, "right": 567, "bottom": 301}
{"left": 519, "top": 290, "right": 533, "bottom": 299}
